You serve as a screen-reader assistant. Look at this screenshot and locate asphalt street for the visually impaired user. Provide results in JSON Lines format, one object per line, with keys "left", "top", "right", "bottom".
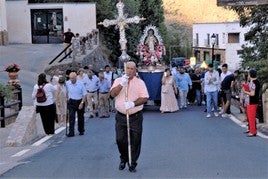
{"left": 1, "top": 106, "right": 268, "bottom": 178}
{"left": 0, "top": 44, "right": 267, "bottom": 178}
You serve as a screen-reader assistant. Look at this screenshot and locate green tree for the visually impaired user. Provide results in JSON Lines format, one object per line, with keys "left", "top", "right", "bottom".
{"left": 97, "top": 0, "right": 143, "bottom": 64}
{"left": 97, "top": 0, "right": 168, "bottom": 65}
{"left": 231, "top": 5, "right": 268, "bottom": 88}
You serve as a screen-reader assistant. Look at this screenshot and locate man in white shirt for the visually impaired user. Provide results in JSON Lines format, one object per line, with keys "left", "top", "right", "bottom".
{"left": 204, "top": 64, "right": 220, "bottom": 118}
{"left": 104, "top": 65, "right": 113, "bottom": 85}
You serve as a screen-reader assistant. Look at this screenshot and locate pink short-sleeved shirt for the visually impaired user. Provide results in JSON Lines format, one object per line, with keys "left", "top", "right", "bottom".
{"left": 111, "top": 76, "right": 149, "bottom": 115}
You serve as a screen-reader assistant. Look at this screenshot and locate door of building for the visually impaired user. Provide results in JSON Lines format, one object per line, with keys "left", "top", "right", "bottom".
{"left": 31, "top": 9, "right": 63, "bottom": 44}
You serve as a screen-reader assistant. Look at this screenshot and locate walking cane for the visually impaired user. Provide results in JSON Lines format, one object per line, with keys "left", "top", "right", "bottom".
{"left": 66, "top": 103, "right": 69, "bottom": 136}
{"left": 125, "top": 80, "right": 132, "bottom": 167}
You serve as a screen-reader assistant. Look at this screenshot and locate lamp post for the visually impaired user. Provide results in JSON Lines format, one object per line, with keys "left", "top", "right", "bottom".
{"left": 211, "top": 33, "right": 216, "bottom": 68}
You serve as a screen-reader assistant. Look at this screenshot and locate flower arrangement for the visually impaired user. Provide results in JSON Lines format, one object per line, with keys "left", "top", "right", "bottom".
{"left": 137, "top": 44, "right": 166, "bottom": 66}
{"left": 4, "top": 63, "right": 20, "bottom": 73}
{"left": 136, "top": 25, "right": 166, "bottom": 66}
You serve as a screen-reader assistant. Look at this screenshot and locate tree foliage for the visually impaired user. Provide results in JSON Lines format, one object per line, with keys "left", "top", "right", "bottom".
{"left": 97, "top": 0, "right": 167, "bottom": 65}
{"left": 231, "top": 5, "right": 268, "bottom": 87}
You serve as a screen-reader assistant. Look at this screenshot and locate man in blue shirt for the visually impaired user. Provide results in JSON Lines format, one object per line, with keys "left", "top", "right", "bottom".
{"left": 66, "top": 72, "right": 87, "bottom": 137}
{"left": 84, "top": 71, "right": 100, "bottom": 118}
{"left": 175, "top": 67, "right": 192, "bottom": 109}
{"left": 98, "top": 73, "right": 111, "bottom": 118}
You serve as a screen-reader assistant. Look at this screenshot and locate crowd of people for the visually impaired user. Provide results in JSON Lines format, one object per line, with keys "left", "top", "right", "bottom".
{"left": 32, "top": 65, "right": 123, "bottom": 135}
{"left": 31, "top": 61, "right": 260, "bottom": 172}
{"left": 160, "top": 63, "right": 260, "bottom": 137}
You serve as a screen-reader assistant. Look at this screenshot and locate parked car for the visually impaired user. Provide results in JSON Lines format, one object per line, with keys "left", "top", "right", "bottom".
{"left": 170, "top": 57, "right": 187, "bottom": 67}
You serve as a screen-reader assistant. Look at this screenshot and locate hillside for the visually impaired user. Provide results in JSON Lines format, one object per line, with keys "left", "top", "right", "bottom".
{"left": 163, "top": 0, "right": 238, "bottom": 25}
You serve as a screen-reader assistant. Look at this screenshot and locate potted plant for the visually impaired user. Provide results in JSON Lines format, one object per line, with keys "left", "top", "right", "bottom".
{"left": 0, "top": 82, "right": 13, "bottom": 100}
{"left": 4, "top": 63, "right": 21, "bottom": 88}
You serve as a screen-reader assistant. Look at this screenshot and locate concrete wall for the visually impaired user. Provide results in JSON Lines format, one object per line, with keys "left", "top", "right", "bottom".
{"left": 0, "top": 0, "right": 7, "bottom": 31}
{"left": 6, "top": 1, "right": 96, "bottom": 43}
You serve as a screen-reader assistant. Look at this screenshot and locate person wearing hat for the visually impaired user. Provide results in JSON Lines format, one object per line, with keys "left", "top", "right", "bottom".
{"left": 243, "top": 69, "right": 260, "bottom": 137}
{"left": 204, "top": 63, "right": 220, "bottom": 118}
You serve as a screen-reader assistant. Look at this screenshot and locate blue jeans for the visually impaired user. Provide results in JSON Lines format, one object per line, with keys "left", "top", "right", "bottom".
{"left": 196, "top": 89, "right": 202, "bottom": 105}
{"left": 206, "top": 91, "right": 218, "bottom": 115}
{"left": 178, "top": 89, "right": 188, "bottom": 108}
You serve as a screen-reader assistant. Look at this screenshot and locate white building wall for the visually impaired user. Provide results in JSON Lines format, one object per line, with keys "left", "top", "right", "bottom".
{"left": 193, "top": 21, "right": 250, "bottom": 71}
{"left": 0, "top": 0, "right": 7, "bottom": 31}
{"left": 6, "top": 1, "right": 31, "bottom": 43}
{"left": 63, "top": 4, "right": 96, "bottom": 36}
{"left": 6, "top": 1, "right": 96, "bottom": 43}
{"left": 193, "top": 23, "right": 227, "bottom": 49}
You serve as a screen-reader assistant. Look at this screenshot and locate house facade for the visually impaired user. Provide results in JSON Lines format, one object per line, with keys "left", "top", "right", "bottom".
{"left": 192, "top": 21, "right": 250, "bottom": 71}
{"left": 0, "top": 0, "right": 96, "bottom": 44}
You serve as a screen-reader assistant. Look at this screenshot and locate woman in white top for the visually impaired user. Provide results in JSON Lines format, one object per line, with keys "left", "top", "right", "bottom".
{"left": 32, "top": 73, "right": 57, "bottom": 135}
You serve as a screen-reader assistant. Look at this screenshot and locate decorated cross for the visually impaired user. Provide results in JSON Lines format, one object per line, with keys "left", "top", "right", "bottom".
{"left": 99, "top": 0, "right": 145, "bottom": 62}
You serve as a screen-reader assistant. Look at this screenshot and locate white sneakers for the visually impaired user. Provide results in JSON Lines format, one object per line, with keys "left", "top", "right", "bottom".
{"left": 221, "top": 113, "right": 228, "bottom": 118}
{"left": 206, "top": 112, "right": 219, "bottom": 118}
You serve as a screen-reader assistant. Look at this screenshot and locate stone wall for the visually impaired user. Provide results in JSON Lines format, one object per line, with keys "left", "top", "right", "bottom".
{"left": 5, "top": 106, "right": 45, "bottom": 147}
{"left": 44, "top": 46, "right": 110, "bottom": 77}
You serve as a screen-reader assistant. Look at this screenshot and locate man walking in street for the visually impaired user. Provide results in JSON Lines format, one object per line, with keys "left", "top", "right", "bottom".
{"left": 110, "top": 61, "right": 149, "bottom": 172}
{"left": 204, "top": 64, "right": 220, "bottom": 118}
{"left": 84, "top": 71, "right": 99, "bottom": 118}
{"left": 66, "top": 72, "right": 87, "bottom": 137}
{"left": 175, "top": 67, "right": 192, "bottom": 109}
{"left": 98, "top": 72, "right": 111, "bottom": 118}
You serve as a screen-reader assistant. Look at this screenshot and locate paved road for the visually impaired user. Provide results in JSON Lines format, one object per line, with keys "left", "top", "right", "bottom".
{"left": 1, "top": 44, "right": 267, "bottom": 178}
{"left": 1, "top": 106, "right": 267, "bottom": 178}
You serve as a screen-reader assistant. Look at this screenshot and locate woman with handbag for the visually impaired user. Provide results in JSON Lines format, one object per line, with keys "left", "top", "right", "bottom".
{"left": 160, "top": 69, "right": 179, "bottom": 113}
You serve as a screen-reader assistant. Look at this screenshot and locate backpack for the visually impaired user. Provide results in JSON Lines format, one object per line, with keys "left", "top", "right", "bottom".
{"left": 36, "top": 85, "right": 47, "bottom": 103}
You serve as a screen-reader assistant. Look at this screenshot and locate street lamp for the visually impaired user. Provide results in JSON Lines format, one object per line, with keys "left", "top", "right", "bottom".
{"left": 211, "top": 33, "right": 216, "bottom": 67}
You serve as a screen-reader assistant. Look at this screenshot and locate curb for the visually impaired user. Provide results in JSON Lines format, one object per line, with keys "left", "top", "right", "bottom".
{"left": 229, "top": 114, "right": 268, "bottom": 139}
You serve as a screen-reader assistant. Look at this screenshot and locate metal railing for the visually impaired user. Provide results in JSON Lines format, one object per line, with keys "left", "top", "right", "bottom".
{"left": 0, "top": 87, "right": 22, "bottom": 128}
{"left": 48, "top": 43, "right": 72, "bottom": 65}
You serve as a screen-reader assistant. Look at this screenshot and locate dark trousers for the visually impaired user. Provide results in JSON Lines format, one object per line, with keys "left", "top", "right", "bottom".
{"left": 115, "top": 111, "right": 143, "bottom": 166}
{"left": 37, "top": 103, "right": 56, "bottom": 135}
{"left": 222, "top": 90, "right": 231, "bottom": 114}
{"left": 68, "top": 99, "right": 85, "bottom": 135}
